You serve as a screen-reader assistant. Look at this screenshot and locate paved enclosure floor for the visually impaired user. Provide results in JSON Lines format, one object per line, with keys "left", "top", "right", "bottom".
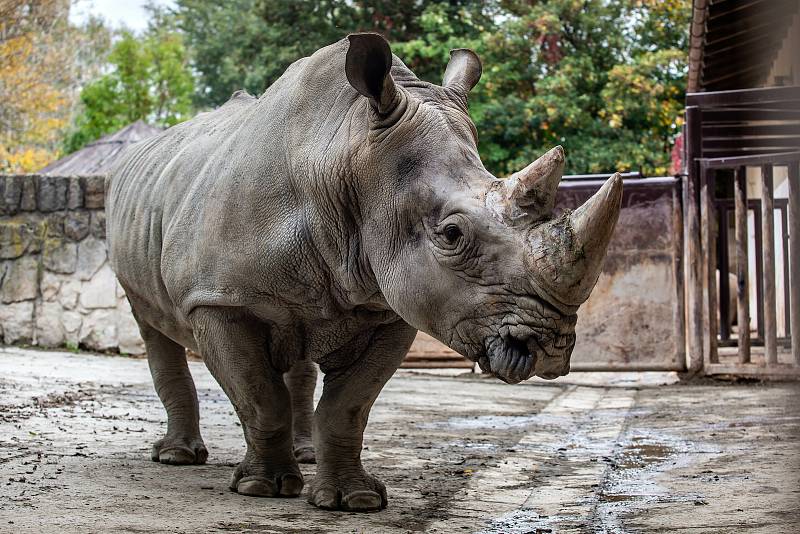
{"left": 0, "top": 347, "right": 798, "bottom": 533}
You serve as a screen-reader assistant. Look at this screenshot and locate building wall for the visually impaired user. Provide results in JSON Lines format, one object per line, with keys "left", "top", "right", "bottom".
{"left": 0, "top": 175, "right": 143, "bottom": 353}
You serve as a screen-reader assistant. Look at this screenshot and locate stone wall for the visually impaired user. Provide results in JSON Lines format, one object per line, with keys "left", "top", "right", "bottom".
{"left": 0, "top": 174, "right": 144, "bottom": 354}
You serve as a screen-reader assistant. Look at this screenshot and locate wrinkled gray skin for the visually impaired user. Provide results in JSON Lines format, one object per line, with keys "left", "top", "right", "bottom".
{"left": 106, "top": 34, "right": 622, "bottom": 512}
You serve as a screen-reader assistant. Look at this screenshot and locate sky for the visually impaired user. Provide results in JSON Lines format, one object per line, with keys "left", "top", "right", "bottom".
{"left": 70, "top": 0, "right": 176, "bottom": 32}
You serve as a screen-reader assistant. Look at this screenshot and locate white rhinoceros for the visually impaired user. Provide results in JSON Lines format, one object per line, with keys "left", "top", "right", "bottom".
{"left": 106, "top": 33, "right": 622, "bottom": 512}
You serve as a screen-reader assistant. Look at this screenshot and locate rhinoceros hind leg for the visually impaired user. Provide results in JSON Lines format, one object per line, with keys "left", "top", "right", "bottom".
{"left": 132, "top": 304, "right": 207, "bottom": 466}
{"left": 190, "top": 306, "right": 302, "bottom": 498}
{"left": 284, "top": 357, "right": 317, "bottom": 464}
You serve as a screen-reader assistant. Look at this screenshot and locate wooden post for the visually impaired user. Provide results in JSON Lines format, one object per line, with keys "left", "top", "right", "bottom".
{"left": 672, "top": 180, "right": 686, "bottom": 369}
{"left": 754, "top": 207, "right": 765, "bottom": 341}
{"left": 684, "top": 106, "right": 704, "bottom": 373}
{"left": 734, "top": 166, "right": 751, "bottom": 364}
{"left": 761, "top": 165, "right": 777, "bottom": 366}
{"left": 701, "top": 167, "right": 718, "bottom": 364}
{"left": 718, "top": 205, "right": 731, "bottom": 341}
{"left": 788, "top": 161, "right": 800, "bottom": 366}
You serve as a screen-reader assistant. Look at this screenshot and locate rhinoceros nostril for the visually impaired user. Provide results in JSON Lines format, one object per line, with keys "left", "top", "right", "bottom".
{"left": 503, "top": 335, "right": 529, "bottom": 355}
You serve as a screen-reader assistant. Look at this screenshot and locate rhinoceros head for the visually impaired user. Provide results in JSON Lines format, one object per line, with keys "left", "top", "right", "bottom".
{"left": 344, "top": 34, "right": 622, "bottom": 383}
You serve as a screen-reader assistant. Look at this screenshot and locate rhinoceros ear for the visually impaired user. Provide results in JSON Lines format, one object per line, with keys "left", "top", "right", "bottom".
{"left": 442, "top": 48, "right": 482, "bottom": 94}
{"left": 346, "top": 33, "right": 399, "bottom": 114}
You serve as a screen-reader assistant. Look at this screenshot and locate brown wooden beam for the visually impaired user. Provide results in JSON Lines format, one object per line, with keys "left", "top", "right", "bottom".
{"left": 685, "top": 106, "right": 704, "bottom": 373}
{"left": 701, "top": 168, "right": 719, "bottom": 364}
{"left": 761, "top": 165, "right": 778, "bottom": 366}
{"left": 687, "top": 86, "right": 800, "bottom": 107}
{"left": 734, "top": 166, "right": 751, "bottom": 364}
{"left": 702, "top": 124, "right": 800, "bottom": 137}
{"left": 700, "top": 151, "right": 800, "bottom": 169}
{"left": 701, "top": 109, "right": 800, "bottom": 123}
{"left": 788, "top": 162, "right": 800, "bottom": 366}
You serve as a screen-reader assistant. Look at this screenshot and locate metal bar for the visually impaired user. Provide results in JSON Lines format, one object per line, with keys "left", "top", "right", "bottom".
{"left": 672, "top": 180, "right": 687, "bottom": 369}
{"left": 782, "top": 205, "right": 791, "bottom": 338}
{"left": 734, "top": 166, "right": 751, "bottom": 363}
{"left": 685, "top": 106, "right": 704, "bottom": 373}
{"left": 701, "top": 168, "right": 719, "bottom": 364}
{"left": 700, "top": 151, "right": 800, "bottom": 168}
{"left": 561, "top": 171, "right": 644, "bottom": 181}
{"left": 789, "top": 162, "right": 800, "bottom": 366}
{"left": 761, "top": 165, "right": 778, "bottom": 366}
{"left": 719, "top": 205, "right": 731, "bottom": 340}
{"left": 558, "top": 176, "right": 677, "bottom": 190}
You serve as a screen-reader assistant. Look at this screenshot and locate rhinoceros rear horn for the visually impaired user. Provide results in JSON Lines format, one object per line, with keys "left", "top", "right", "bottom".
{"left": 346, "top": 33, "right": 398, "bottom": 114}
{"left": 507, "top": 146, "right": 565, "bottom": 221}
{"left": 442, "top": 49, "right": 482, "bottom": 94}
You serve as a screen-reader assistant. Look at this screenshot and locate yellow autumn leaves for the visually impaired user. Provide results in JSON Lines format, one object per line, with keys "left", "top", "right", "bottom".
{"left": 0, "top": 0, "right": 73, "bottom": 173}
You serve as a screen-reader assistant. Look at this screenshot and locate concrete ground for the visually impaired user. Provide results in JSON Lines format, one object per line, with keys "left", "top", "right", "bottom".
{"left": 0, "top": 347, "right": 798, "bottom": 533}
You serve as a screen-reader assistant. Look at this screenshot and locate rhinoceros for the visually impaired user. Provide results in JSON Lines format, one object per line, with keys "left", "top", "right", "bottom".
{"left": 106, "top": 33, "right": 622, "bottom": 512}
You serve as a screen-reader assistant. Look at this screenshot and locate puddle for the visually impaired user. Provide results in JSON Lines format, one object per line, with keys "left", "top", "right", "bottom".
{"left": 600, "top": 493, "right": 636, "bottom": 502}
{"left": 615, "top": 438, "right": 672, "bottom": 470}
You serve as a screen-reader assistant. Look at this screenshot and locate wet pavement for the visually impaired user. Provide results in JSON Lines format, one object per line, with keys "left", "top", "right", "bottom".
{"left": 0, "top": 347, "right": 798, "bottom": 533}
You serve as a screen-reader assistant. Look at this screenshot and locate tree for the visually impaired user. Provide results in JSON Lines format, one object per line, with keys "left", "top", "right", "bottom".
{"left": 63, "top": 17, "right": 195, "bottom": 154}
{"left": 170, "top": 0, "right": 690, "bottom": 175}
{"left": 175, "top": 0, "right": 492, "bottom": 108}
{"left": 0, "top": 0, "right": 72, "bottom": 172}
{"left": 465, "top": 0, "right": 690, "bottom": 175}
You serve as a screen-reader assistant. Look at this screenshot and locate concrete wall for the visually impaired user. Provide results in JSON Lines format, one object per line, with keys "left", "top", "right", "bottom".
{"left": 557, "top": 178, "right": 681, "bottom": 369}
{"left": 0, "top": 174, "right": 143, "bottom": 353}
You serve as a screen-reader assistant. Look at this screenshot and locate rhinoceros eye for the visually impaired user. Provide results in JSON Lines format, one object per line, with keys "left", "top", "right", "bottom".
{"left": 443, "top": 223, "right": 462, "bottom": 243}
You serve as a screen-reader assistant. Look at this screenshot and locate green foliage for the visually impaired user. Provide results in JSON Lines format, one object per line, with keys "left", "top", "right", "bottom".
{"left": 168, "top": 0, "right": 690, "bottom": 175}
{"left": 63, "top": 21, "right": 194, "bottom": 154}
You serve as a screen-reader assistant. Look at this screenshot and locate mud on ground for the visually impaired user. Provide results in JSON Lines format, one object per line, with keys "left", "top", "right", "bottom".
{"left": 0, "top": 347, "right": 798, "bottom": 533}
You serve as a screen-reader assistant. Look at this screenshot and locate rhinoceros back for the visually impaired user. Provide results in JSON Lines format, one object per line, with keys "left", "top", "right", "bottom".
{"left": 105, "top": 40, "right": 355, "bottom": 337}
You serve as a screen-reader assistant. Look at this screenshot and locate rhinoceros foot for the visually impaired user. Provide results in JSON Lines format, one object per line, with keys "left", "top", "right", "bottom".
{"left": 151, "top": 435, "right": 208, "bottom": 465}
{"left": 229, "top": 459, "right": 304, "bottom": 498}
{"left": 308, "top": 468, "right": 387, "bottom": 512}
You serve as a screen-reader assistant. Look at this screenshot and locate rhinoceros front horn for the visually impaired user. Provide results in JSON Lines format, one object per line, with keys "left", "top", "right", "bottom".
{"left": 526, "top": 173, "right": 623, "bottom": 308}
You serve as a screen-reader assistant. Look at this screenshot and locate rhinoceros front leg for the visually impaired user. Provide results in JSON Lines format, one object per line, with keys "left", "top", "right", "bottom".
{"left": 284, "top": 357, "right": 317, "bottom": 463}
{"left": 309, "top": 321, "right": 416, "bottom": 512}
{"left": 190, "top": 307, "right": 303, "bottom": 498}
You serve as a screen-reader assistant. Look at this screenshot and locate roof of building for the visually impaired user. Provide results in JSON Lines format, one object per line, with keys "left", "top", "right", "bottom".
{"left": 39, "top": 121, "right": 161, "bottom": 175}
{"left": 688, "top": 0, "right": 799, "bottom": 92}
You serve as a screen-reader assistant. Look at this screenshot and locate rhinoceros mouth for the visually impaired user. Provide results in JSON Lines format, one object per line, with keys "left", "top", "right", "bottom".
{"left": 476, "top": 324, "right": 576, "bottom": 384}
